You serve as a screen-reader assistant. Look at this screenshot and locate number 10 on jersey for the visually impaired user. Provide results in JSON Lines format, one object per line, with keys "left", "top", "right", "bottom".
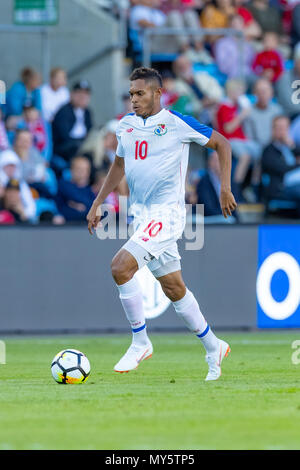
{"left": 135, "top": 140, "right": 148, "bottom": 160}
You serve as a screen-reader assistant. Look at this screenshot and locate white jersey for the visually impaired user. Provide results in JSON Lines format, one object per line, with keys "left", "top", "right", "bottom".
{"left": 116, "top": 108, "right": 212, "bottom": 218}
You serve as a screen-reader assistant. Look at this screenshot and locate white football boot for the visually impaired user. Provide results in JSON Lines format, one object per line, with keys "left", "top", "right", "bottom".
{"left": 114, "top": 341, "right": 153, "bottom": 373}
{"left": 205, "top": 339, "right": 231, "bottom": 381}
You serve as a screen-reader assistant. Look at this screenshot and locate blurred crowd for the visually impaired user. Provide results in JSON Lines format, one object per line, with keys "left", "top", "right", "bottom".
{"left": 0, "top": 67, "right": 129, "bottom": 226}
{"left": 1, "top": 0, "right": 300, "bottom": 225}
{"left": 127, "top": 0, "right": 300, "bottom": 217}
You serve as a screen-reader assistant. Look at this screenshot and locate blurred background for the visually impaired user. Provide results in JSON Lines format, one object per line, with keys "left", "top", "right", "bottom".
{"left": 0, "top": 0, "right": 299, "bottom": 333}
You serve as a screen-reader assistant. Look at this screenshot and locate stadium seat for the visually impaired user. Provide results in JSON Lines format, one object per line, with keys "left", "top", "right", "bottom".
{"left": 35, "top": 198, "right": 59, "bottom": 219}
{"left": 261, "top": 173, "right": 297, "bottom": 216}
{"left": 193, "top": 63, "right": 227, "bottom": 86}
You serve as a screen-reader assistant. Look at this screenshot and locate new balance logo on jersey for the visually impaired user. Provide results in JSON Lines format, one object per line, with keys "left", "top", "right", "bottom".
{"left": 126, "top": 128, "right": 134, "bottom": 133}
{"left": 154, "top": 124, "right": 167, "bottom": 136}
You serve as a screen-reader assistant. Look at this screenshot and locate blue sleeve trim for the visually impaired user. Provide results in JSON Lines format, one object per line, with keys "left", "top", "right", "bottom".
{"left": 169, "top": 110, "right": 213, "bottom": 139}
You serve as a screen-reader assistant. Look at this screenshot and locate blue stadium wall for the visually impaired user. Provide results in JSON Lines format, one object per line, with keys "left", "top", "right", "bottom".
{"left": 0, "top": 224, "right": 299, "bottom": 333}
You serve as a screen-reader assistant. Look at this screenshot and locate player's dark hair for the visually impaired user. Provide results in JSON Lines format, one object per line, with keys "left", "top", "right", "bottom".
{"left": 129, "top": 67, "right": 163, "bottom": 88}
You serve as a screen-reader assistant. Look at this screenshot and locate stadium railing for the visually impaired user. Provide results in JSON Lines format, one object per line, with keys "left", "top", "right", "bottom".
{"left": 140, "top": 27, "right": 245, "bottom": 77}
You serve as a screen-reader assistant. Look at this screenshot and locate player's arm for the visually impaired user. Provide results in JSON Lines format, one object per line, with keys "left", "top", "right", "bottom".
{"left": 87, "top": 156, "right": 125, "bottom": 235}
{"left": 205, "top": 130, "right": 237, "bottom": 219}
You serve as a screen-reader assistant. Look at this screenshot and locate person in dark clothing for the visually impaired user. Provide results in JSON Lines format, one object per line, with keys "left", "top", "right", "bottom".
{"left": 262, "top": 115, "right": 300, "bottom": 213}
{"left": 55, "top": 155, "right": 95, "bottom": 221}
{"left": 196, "top": 150, "right": 223, "bottom": 216}
{"left": 291, "top": 4, "right": 300, "bottom": 48}
{"left": 0, "top": 179, "right": 29, "bottom": 223}
{"left": 52, "top": 80, "right": 93, "bottom": 163}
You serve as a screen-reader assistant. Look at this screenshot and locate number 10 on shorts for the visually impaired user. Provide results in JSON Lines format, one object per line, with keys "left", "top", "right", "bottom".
{"left": 144, "top": 220, "right": 163, "bottom": 238}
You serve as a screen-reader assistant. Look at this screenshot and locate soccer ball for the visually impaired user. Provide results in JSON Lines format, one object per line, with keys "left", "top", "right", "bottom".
{"left": 51, "top": 349, "right": 90, "bottom": 384}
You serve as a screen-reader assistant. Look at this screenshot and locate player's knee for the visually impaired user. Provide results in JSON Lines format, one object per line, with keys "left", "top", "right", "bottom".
{"left": 111, "top": 258, "right": 126, "bottom": 283}
{"left": 111, "top": 253, "right": 136, "bottom": 284}
{"left": 162, "top": 282, "right": 186, "bottom": 302}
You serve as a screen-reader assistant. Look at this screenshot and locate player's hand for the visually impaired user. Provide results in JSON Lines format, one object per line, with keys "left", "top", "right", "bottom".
{"left": 86, "top": 201, "right": 102, "bottom": 235}
{"left": 220, "top": 189, "right": 237, "bottom": 219}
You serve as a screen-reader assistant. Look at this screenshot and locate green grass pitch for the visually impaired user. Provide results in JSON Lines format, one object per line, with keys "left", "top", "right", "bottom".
{"left": 0, "top": 332, "right": 299, "bottom": 450}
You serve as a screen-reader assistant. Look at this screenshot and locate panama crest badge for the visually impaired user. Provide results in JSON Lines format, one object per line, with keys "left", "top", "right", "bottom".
{"left": 154, "top": 124, "right": 167, "bottom": 136}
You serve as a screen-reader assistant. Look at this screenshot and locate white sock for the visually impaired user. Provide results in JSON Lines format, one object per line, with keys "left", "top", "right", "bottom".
{"left": 172, "top": 288, "right": 219, "bottom": 353}
{"left": 116, "top": 277, "right": 150, "bottom": 346}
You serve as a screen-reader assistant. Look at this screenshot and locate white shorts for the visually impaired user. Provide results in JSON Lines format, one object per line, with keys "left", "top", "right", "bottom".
{"left": 122, "top": 206, "right": 186, "bottom": 278}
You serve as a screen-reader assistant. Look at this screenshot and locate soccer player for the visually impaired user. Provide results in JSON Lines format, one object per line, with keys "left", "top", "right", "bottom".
{"left": 87, "top": 67, "right": 237, "bottom": 381}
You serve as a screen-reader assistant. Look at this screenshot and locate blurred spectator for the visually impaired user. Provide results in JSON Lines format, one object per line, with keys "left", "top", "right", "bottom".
{"left": 291, "top": 4, "right": 300, "bottom": 47}
{"left": 161, "top": 71, "right": 181, "bottom": 109}
{"left": 52, "top": 80, "right": 93, "bottom": 163}
{"left": 216, "top": 79, "right": 261, "bottom": 200}
{"left": 289, "top": 113, "right": 300, "bottom": 148}
{"left": 116, "top": 93, "right": 133, "bottom": 120}
{"left": 18, "top": 105, "right": 47, "bottom": 154}
{"left": 55, "top": 155, "right": 95, "bottom": 221}
{"left": 5, "top": 115, "right": 21, "bottom": 146}
{"left": 130, "top": 0, "right": 167, "bottom": 54}
{"left": 183, "top": 40, "right": 214, "bottom": 65}
{"left": 92, "top": 169, "right": 120, "bottom": 213}
{"left": 41, "top": 67, "right": 70, "bottom": 122}
{"left": 214, "top": 15, "right": 256, "bottom": 81}
{"left": 275, "top": 43, "right": 300, "bottom": 118}
{"left": 100, "top": 123, "right": 119, "bottom": 172}
{"left": 160, "top": 0, "right": 206, "bottom": 56}
{"left": 130, "top": 0, "right": 205, "bottom": 55}
{"left": 196, "top": 150, "right": 223, "bottom": 216}
{"left": 6, "top": 67, "right": 42, "bottom": 117}
{"left": 233, "top": 0, "right": 262, "bottom": 40}
{"left": 252, "top": 32, "right": 284, "bottom": 82}
{"left": 201, "top": 0, "right": 235, "bottom": 43}
{"left": 0, "top": 108, "right": 10, "bottom": 151}
{"left": 92, "top": 119, "right": 129, "bottom": 197}
{"left": 172, "top": 55, "right": 224, "bottom": 121}
{"left": 245, "top": 78, "right": 283, "bottom": 147}
{"left": 13, "top": 129, "right": 56, "bottom": 199}
{"left": 0, "top": 179, "right": 30, "bottom": 223}
{"left": 262, "top": 115, "right": 300, "bottom": 212}
{"left": 0, "top": 149, "right": 36, "bottom": 221}
{"left": 247, "top": 0, "right": 284, "bottom": 37}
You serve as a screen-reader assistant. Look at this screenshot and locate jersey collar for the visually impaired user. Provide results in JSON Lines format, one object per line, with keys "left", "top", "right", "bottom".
{"left": 135, "top": 108, "right": 166, "bottom": 125}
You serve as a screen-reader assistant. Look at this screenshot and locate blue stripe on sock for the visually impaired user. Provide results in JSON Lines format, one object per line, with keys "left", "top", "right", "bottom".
{"left": 132, "top": 324, "right": 146, "bottom": 333}
{"left": 197, "top": 325, "right": 210, "bottom": 338}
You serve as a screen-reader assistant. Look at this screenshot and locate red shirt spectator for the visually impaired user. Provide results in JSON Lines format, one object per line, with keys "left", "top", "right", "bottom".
{"left": 252, "top": 50, "right": 284, "bottom": 83}
{"left": 252, "top": 32, "right": 284, "bottom": 83}
{"left": 236, "top": 6, "right": 253, "bottom": 25}
{"left": 216, "top": 101, "right": 246, "bottom": 140}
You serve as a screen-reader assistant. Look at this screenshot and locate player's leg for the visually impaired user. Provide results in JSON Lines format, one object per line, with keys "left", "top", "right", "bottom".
{"left": 154, "top": 269, "right": 230, "bottom": 381}
{"left": 111, "top": 240, "right": 153, "bottom": 373}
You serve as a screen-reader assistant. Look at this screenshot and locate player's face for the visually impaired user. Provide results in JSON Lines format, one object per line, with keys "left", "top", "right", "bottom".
{"left": 129, "top": 79, "right": 161, "bottom": 119}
